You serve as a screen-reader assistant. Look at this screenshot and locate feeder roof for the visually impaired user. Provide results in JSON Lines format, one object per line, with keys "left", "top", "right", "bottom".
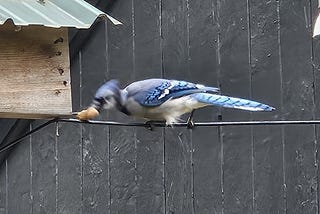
{"left": 0, "top": 0, "right": 122, "bottom": 29}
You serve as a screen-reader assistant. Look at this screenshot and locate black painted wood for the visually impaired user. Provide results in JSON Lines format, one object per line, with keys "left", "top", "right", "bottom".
{"left": 162, "top": 0, "right": 193, "bottom": 213}
{"left": 0, "top": 120, "right": 32, "bottom": 166}
{"left": 249, "top": 0, "right": 284, "bottom": 213}
{"left": 188, "top": 0, "right": 222, "bottom": 213}
{"left": 56, "top": 121, "right": 82, "bottom": 213}
{"left": 55, "top": 48, "right": 82, "bottom": 213}
{"left": 30, "top": 121, "right": 56, "bottom": 214}
{"left": 2, "top": 0, "right": 320, "bottom": 213}
{"left": 311, "top": 1, "right": 320, "bottom": 213}
{"left": 70, "top": 44, "right": 81, "bottom": 113}
{"left": 6, "top": 126, "right": 31, "bottom": 213}
{"left": 280, "top": 1, "right": 317, "bottom": 213}
{"left": 80, "top": 21, "right": 110, "bottom": 213}
{"left": 133, "top": 0, "right": 165, "bottom": 213}
{"left": 0, "top": 119, "right": 15, "bottom": 143}
{"left": 219, "top": 0, "right": 253, "bottom": 213}
{"left": 0, "top": 119, "right": 30, "bottom": 214}
{"left": 106, "top": 1, "right": 137, "bottom": 213}
{"left": 0, "top": 162, "right": 5, "bottom": 214}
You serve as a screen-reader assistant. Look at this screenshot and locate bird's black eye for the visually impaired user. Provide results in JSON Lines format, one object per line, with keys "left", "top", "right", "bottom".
{"left": 94, "top": 97, "right": 105, "bottom": 104}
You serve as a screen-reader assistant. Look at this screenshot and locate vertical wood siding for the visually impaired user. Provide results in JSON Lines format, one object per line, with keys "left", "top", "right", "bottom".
{"left": 0, "top": 0, "right": 319, "bottom": 213}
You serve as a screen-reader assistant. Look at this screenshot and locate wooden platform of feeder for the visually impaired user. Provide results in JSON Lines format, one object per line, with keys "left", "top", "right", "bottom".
{"left": 0, "top": 22, "right": 72, "bottom": 119}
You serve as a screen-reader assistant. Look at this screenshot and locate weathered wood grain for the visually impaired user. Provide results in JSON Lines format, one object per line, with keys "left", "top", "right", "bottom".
{"left": 0, "top": 162, "right": 6, "bottom": 214}
{"left": 311, "top": 1, "right": 320, "bottom": 213}
{"left": 162, "top": 0, "right": 193, "bottom": 213}
{"left": 56, "top": 122, "right": 82, "bottom": 214}
{"left": 56, "top": 52, "right": 82, "bottom": 213}
{"left": 280, "top": 0, "right": 317, "bottom": 213}
{"left": 0, "top": 119, "right": 16, "bottom": 143}
{"left": 219, "top": 0, "right": 253, "bottom": 213}
{"left": 52, "top": 42, "right": 83, "bottom": 214}
{"left": 80, "top": 21, "right": 110, "bottom": 214}
{"left": 0, "top": 23, "right": 71, "bottom": 118}
{"left": 249, "top": 0, "right": 284, "bottom": 213}
{"left": 70, "top": 45, "right": 81, "bottom": 113}
{"left": 1, "top": 1, "right": 319, "bottom": 214}
{"left": 0, "top": 90, "right": 71, "bottom": 118}
{"left": 30, "top": 121, "right": 56, "bottom": 214}
{"left": 0, "top": 120, "right": 32, "bottom": 167}
{"left": 107, "top": 1, "right": 137, "bottom": 213}
{"left": 133, "top": 0, "right": 165, "bottom": 213}
{"left": 0, "top": 119, "right": 17, "bottom": 169}
{"left": 6, "top": 127, "right": 31, "bottom": 213}
{"left": 188, "top": 0, "right": 222, "bottom": 213}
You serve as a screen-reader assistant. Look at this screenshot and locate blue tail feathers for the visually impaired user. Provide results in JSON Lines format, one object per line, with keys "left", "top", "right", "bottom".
{"left": 191, "top": 93, "right": 275, "bottom": 111}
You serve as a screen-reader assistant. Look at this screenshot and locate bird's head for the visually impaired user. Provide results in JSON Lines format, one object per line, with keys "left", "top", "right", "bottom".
{"left": 91, "top": 79, "right": 121, "bottom": 111}
{"left": 76, "top": 80, "right": 120, "bottom": 121}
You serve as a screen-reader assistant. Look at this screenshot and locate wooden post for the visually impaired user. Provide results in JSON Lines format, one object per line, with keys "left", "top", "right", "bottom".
{"left": 0, "top": 21, "right": 72, "bottom": 119}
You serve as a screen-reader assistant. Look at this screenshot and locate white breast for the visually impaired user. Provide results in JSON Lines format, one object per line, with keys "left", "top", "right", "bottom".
{"left": 125, "top": 96, "right": 208, "bottom": 125}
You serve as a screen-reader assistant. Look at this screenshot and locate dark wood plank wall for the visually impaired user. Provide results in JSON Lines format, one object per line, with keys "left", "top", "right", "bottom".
{"left": 0, "top": 0, "right": 320, "bottom": 213}
{"left": 280, "top": 1, "right": 316, "bottom": 213}
{"left": 250, "top": 0, "right": 283, "bottom": 213}
{"left": 133, "top": 1, "right": 164, "bottom": 213}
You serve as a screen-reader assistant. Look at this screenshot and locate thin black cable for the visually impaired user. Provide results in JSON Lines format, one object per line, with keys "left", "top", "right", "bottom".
{"left": 3, "top": 117, "right": 320, "bottom": 154}
{"left": 0, "top": 119, "right": 57, "bottom": 153}
{"left": 59, "top": 118, "right": 153, "bottom": 127}
{"left": 58, "top": 118, "right": 320, "bottom": 127}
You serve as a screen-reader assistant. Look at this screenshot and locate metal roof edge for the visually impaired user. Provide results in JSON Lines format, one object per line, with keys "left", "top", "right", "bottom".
{"left": 0, "top": 0, "right": 122, "bottom": 29}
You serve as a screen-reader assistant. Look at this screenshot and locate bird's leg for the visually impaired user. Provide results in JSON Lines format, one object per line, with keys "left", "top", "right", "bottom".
{"left": 144, "top": 120, "right": 165, "bottom": 131}
{"left": 145, "top": 121, "right": 155, "bottom": 131}
{"left": 186, "top": 109, "right": 195, "bottom": 129}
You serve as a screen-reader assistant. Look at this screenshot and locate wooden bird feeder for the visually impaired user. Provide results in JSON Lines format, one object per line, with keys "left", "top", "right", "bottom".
{"left": 0, "top": 0, "right": 121, "bottom": 119}
{"left": 0, "top": 21, "right": 71, "bottom": 119}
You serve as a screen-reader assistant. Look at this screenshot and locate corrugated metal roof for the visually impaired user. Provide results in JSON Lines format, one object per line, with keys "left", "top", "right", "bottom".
{"left": 0, "top": 0, "right": 122, "bottom": 29}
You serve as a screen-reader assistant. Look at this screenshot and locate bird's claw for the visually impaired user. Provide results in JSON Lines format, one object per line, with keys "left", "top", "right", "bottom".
{"left": 186, "top": 109, "right": 195, "bottom": 129}
{"left": 145, "top": 120, "right": 167, "bottom": 130}
{"left": 145, "top": 121, "right": 164, "bottom": 131}
{"left": 145, "top": 121, "right": 155, "bottom": 131}
{"left": 187, "top": 119, "right": 195, "bottom": 129}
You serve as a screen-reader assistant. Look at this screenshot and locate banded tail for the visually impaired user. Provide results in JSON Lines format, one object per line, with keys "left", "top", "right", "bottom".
{"left": 191, "top": 93, "right": 275, "bottom": 111}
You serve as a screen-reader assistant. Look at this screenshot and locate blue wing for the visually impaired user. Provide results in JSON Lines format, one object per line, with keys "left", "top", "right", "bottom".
{"left": 190, "top": 93, "right": 274, "bottom": 111}
{"left": 125, "top": 79, "right": 220, "bottom": 107}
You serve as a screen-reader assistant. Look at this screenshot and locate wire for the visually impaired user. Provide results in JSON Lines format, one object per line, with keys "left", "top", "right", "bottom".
{"left": 59, "top": 118, "right": 153, "bottom": 127}
{"left": 58, "top": 118, "right": 320, "bottom": 127}
{"left": 2, "top": 117, "right": 320, "bottom": 154}
{"left": 0, "top": 119, "right": 57, "bottom": 154}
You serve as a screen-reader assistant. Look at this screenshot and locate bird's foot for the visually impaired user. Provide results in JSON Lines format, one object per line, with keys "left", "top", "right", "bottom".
{"left": 187, "top": 119, "right": 195, "bottom": 129}
{"left": 145, "top": 121, "right": 155, "bottom": 131}
{"left": 186, "top": 110, "right": 195, "bottom": 129}
{"left": 144, "top": 120, "right": 165, "bottom": 131}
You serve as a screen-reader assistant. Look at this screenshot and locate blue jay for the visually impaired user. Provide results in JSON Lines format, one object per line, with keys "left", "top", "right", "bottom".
{"left": 78, "top": 79, "right": 274, "bottom": 127}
